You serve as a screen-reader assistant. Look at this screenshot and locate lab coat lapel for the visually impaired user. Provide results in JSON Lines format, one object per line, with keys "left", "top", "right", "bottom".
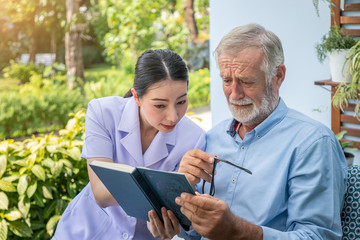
{"left": 117, "top": 98, "right": 143, "bottom": 165}
{"left": 143, "top": 127, "right": 176, "bottom": 167}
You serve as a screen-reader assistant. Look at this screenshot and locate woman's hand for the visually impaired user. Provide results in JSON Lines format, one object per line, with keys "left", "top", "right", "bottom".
{"left": 147, "top": 208, "right": 180, "bottom": 240}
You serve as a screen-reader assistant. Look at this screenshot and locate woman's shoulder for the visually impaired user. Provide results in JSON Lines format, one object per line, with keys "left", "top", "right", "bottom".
{"left": 87, "top": 96, "right": 129, "bottom": 116}
{"left": 177, "top": 116, "right": 206, "bottom": 137}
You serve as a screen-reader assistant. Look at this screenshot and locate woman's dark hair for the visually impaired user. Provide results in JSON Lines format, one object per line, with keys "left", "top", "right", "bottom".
{"left": 124, "top": 49, "right": 189, "bottom": 98}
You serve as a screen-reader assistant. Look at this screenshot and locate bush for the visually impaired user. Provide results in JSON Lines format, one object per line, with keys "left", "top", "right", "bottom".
{"left": 2, "top": 61, "right": 45, "bottom": 84}
{"left": 188, "top": 68, "right": 210, "bottom": 109}
{"left": 0, "top": 111, "right": 88, "bottom": 239}
{"left": 0, "top": 74, "right": 84, "bottom": 139}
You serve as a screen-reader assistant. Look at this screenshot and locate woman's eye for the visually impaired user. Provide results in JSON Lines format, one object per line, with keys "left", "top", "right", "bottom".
{"left": 177, "top": 100, "right": 187, "bottom": 105}
{"left": 154, "top": 104, "right": 165, "bottom": 109}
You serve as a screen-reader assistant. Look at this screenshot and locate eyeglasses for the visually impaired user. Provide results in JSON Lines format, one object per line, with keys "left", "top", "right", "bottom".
{"left": 202, "top": 156, "right": 252, "bottom": 196}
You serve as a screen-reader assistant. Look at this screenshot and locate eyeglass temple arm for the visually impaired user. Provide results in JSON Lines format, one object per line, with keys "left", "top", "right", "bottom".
{"left": 214, "top": 157, "right": 253, "bottom": 175}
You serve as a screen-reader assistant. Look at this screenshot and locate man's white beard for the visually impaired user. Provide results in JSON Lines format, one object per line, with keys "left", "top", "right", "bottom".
{"left": 228, "top": 84, "right": 279, "bottom": 126}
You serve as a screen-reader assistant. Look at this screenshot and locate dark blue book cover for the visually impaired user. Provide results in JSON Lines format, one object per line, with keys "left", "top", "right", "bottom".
{"left": 90, "top": 161, "right": 194, "bottom": 229}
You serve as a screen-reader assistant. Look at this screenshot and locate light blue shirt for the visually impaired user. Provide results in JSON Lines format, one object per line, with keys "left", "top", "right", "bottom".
{"left": 53, "top": 96, "right": 206, "bottom": 240}
{"left": 181, "top": 98, "right": 347, "bottom": 240}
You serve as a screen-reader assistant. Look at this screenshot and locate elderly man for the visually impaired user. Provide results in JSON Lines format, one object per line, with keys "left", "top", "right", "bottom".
{"left": 148, "top": 23, "right": 347, "bottom": 240}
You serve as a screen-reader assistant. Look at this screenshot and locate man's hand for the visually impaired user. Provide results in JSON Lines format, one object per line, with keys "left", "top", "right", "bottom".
{"left": 175, "top": 192, "right": 263, "bottom": 240}
{"left": 147, "top": 208, "right": 180, "bottom": 240}
{"left": 178, "top": 149, "right": 214, "bottom": 187}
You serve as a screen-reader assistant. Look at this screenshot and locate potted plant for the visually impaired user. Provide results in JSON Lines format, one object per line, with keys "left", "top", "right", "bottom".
{"left": 336, "top": 130, "right": 357, "bottom": 167}
{"left": 315, "top": 25, "right": 357, "bottom": 82}
{"left": 332, "top": 39, "right": 360, "bottom": 116}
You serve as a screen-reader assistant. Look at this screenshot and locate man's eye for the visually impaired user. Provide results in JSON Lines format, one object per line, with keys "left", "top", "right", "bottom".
{"left": 154, "top": 105, "right": 165, "bottom": 109}
{"left": 177, "top": 100, "right": 187, "bottom": 105}
{"left": 223, "top": 79, "right": 232, "bottom": 85}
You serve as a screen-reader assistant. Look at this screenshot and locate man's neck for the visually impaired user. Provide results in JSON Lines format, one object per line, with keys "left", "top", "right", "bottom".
{"left": 238, "top": 123, "right": 257, "bottom": 139}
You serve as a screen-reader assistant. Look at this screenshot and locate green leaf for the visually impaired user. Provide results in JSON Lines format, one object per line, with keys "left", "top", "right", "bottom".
{"left": 26, "top": 181, "right": 37, "bottom": 198}
{"left": 33, "top": 192, "right": 44, "bottom": 207}
{"left": 2, "top": 174, "right": 20, "bottom": 183}
{"left": 18, "top": 196, "right": 30, "bottom": 218}
{"left": 8, "top": 221, "right": 32, "bottom": 237}
{"left": 56, "top": 199, "right": 67, "bottom": 215}
{"left": 44, "top": 200, "right": 57, "bottom": 219}
{"left": 51, "top": 161, "right": 63, "bottom": 178}
{"left": 0, "top": 180, "right": 16, "bottom": 192}
{"left": 67, "top": 147, "right": 81, "bottom": 160}
{"left": 0, "top": 192, "right": 9, "bottom": 210}
{"left": 46, "top": 145, "right": 58, "bottom": 153}
{"left": 42, "top": 184, "right": 53, "bottom": 199}
{"left": 30, "top": 221, "right": 45, "bottom": 231}
{"left": 46, "top": 215, "right": 61, "bottom": 237}
{"left": 59, "top": 158, "right": 73, "bottom": 168}
{"left": 0, "top": 155, "right": 7, "bottom": 178}
{"left": 17, "top": 175, "right": 28, "bottom": 196}
{"left": 31, "top": 165, "right": 46, "bottom": 181}
{"left": 0, "top": 219, "right": 8, "bottom": 240}
{"left": 42, "top": 158, "right": 55, "bottom": 169}
{"left": 4, "top": 209, "right": 22, "bottom": 221}
{"left": 67, "top": 181, "right": 77, "bottom": 198}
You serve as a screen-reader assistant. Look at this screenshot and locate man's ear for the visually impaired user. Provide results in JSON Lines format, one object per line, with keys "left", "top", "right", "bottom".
{"left": 131, "top": 88, "right": 141, "bottom": 106}
{"left": 274, "top": 64, "right": 286, "bottom": 88}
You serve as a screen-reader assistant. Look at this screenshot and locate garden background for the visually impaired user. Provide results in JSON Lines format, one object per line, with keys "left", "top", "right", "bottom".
{"left": 0, "top": 0, "right": 209, "bottom": 239}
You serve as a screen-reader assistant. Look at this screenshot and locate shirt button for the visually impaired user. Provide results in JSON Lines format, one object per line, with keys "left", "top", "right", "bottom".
{"left": 232, "top": 179, "right": 236, "bottom": 183}
{"left": 257, "top": 135, "right": 261, "bottom": 139}
{"left": 122, "top": 233, "right": 129, "bottom": 239}
{"left": 241, "top": 146, "right": 246, "bottom": 150}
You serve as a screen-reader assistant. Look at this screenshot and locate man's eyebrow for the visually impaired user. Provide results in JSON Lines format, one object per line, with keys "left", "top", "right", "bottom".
{"left": 151, "top": 93, "right": 187, "bottom": 101}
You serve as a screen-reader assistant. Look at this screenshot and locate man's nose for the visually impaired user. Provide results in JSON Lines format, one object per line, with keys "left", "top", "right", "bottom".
{"left": 230, "top": 81, "right": 245, "bottom": 100}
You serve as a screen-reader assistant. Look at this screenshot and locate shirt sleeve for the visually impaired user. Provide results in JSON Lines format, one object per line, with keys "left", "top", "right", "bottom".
{"left": 81, "top": 99, "right": 114, "bottom": 160}
{"left": 262, "top": 135, "right": 347, "bottom": 239}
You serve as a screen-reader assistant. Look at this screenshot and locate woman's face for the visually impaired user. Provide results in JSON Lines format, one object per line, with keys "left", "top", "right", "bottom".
{"left": 134, "top": 79, "right": 188, "bottom": 133}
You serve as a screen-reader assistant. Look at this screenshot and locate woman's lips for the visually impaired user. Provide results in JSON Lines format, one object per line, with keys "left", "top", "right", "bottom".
{"left": 161, "top": 124, "right": 175, "bottom": 130}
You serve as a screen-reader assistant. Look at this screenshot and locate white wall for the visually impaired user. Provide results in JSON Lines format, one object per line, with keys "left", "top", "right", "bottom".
{"left": 210, "top": 0, "right": 332, "bottom": 127}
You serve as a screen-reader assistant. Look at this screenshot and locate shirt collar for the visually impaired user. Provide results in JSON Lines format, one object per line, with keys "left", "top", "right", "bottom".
{"left": 227, "top": 98, "right": 288, "bottom": 138}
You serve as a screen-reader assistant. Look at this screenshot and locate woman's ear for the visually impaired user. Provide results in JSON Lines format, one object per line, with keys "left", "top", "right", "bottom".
{"left": 131, "top": 88, "right": 141, "bottom": 106}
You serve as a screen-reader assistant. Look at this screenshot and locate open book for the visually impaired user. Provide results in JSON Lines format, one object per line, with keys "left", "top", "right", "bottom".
{"left": 90, "top": 160, "right": 194, "bottom": 230}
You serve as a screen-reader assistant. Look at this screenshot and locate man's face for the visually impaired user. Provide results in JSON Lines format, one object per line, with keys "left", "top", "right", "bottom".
{"left": 218, "top": 47, "right": 280, "bottom": 126}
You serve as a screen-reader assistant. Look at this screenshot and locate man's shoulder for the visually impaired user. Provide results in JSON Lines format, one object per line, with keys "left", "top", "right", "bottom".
{"left": 285, "top": 108, "right": 333, "bottom": 138}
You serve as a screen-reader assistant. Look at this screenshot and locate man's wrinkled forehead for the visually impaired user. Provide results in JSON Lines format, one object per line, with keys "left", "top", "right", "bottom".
{"left": 217, "top": 48, "right": 265, "bottom": 73}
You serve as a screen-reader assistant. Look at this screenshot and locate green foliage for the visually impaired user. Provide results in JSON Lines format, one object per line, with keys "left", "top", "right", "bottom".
{"left": 0, "top": 73, "right": 84, "bottom": 139}
{"left": 332, "top": 40, "right": 360, "bottom": 117}
{"left": 335, "top": 130, "right": 358, "bottom": 152}
{"left": 188, "top": 68, "right": 210, "bottom": 109}
{"left": 316, "top": 26, "right": 357, "bottom": 63}
{"left": 2, "top": 61, "right": 45, "bottom": 84}
{"left": 96, "top": 0, "right": 209, "bottom": 66}
{"left": 0, "top": 111, "right": 88, "bottom": 239}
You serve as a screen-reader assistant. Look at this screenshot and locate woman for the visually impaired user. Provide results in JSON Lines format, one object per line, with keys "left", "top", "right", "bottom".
{"left": 53, "top": 49, "right": 206, "bottom": 239}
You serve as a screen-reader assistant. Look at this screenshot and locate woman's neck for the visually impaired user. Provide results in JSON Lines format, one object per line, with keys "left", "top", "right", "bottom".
{"left": 138, "top": 108, "right": 158, "bottom": 154}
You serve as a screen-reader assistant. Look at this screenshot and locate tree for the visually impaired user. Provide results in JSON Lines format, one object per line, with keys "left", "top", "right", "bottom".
{"left": 65, "top": 0, "right": 86, "bottom": 89}
{"left": 183, "top": 0, "right": 198, "bottom": 44}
